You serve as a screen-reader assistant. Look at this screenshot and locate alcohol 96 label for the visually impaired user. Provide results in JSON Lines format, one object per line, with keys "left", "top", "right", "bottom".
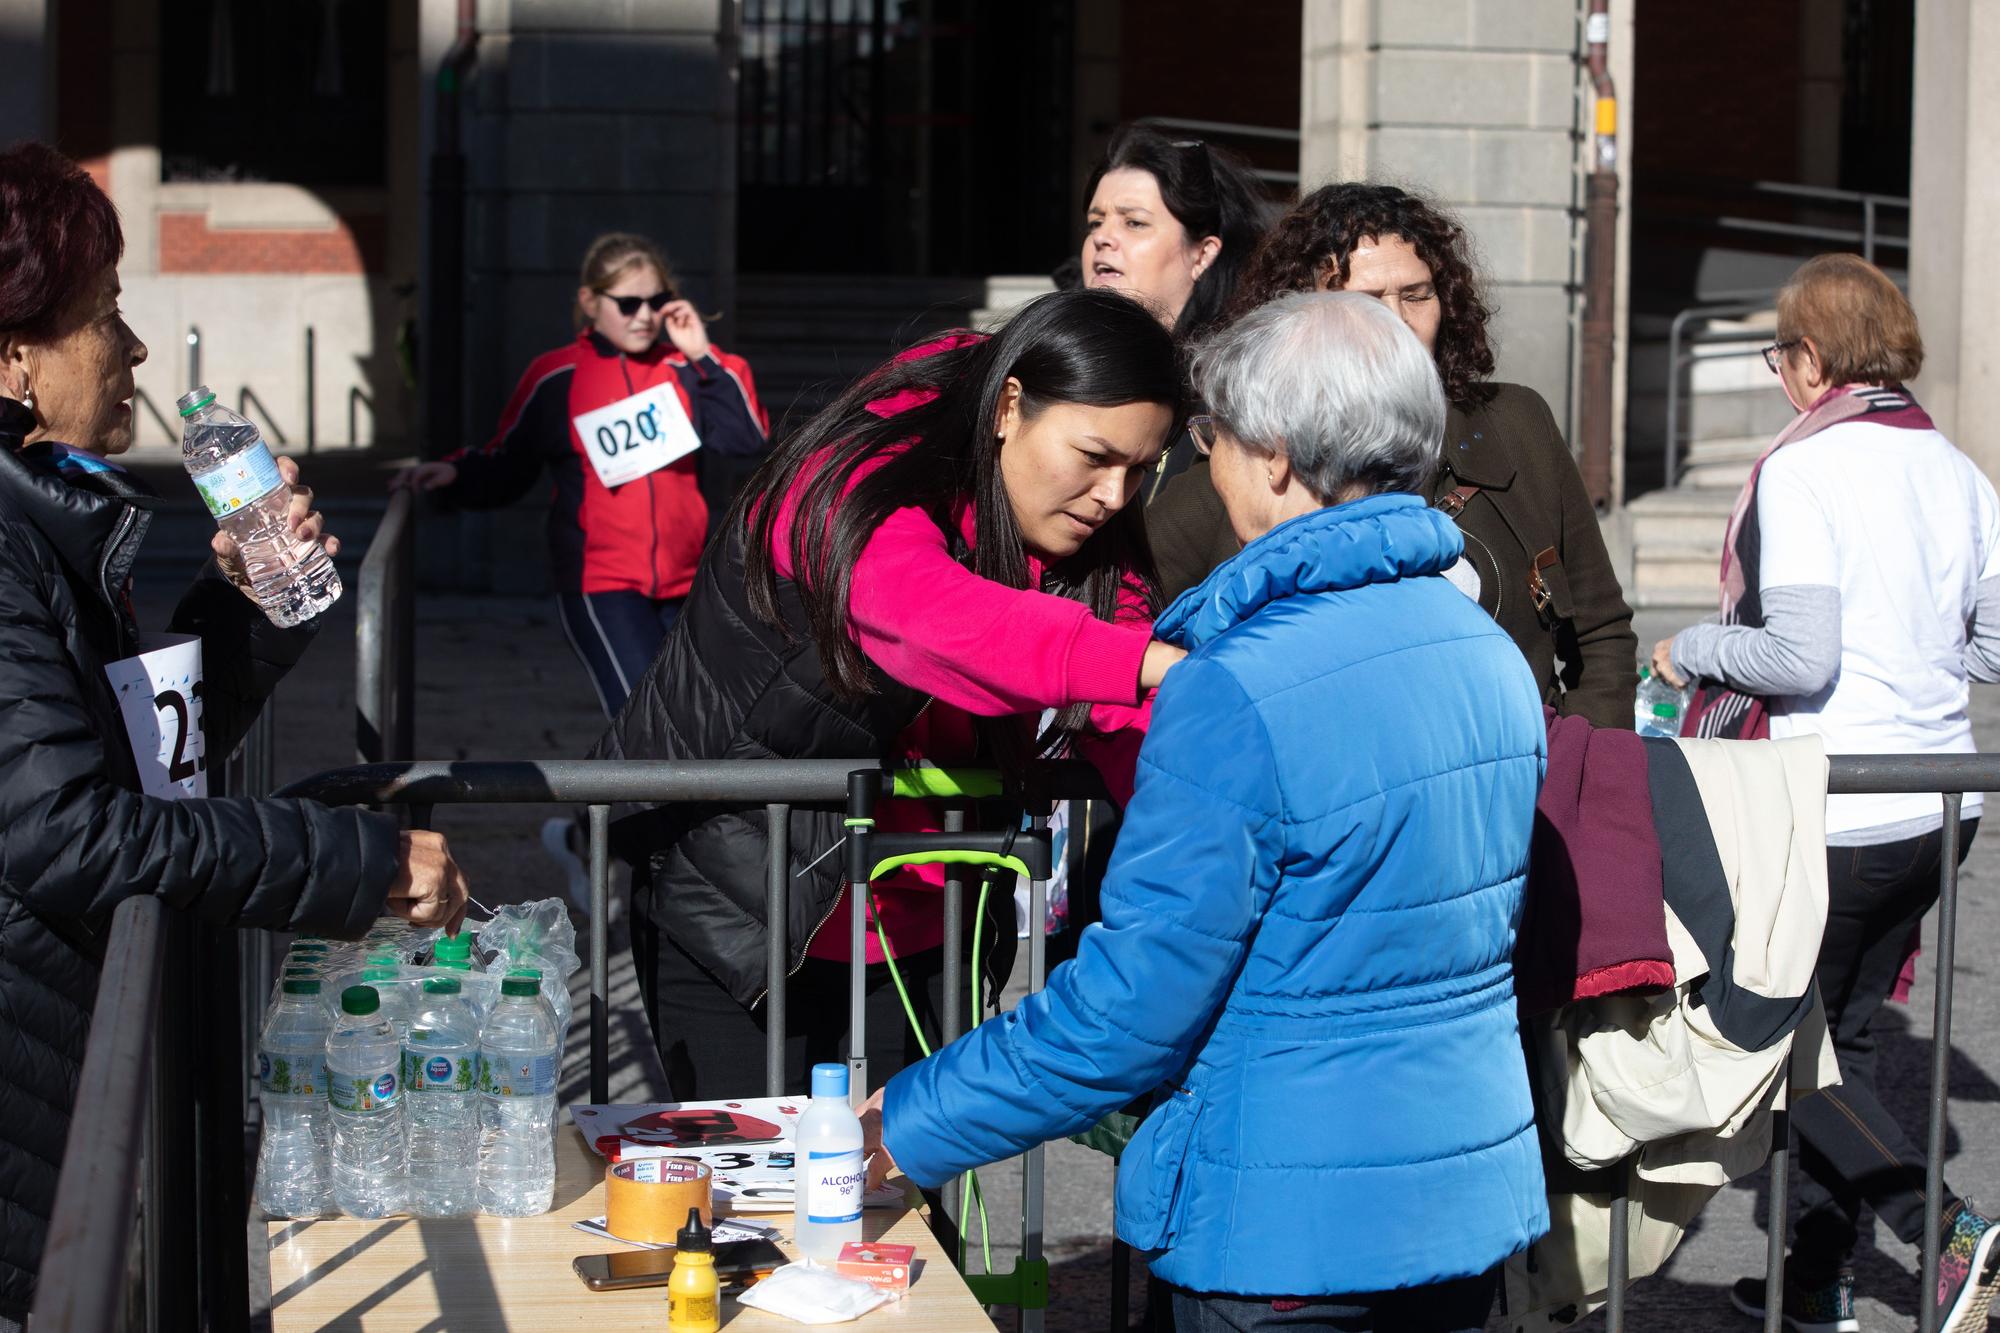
{"left": 804, "top": 1147, "right": 864, "bottom": 1224}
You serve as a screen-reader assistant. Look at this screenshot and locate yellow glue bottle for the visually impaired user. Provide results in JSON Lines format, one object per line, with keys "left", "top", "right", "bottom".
{"left": 667, "top": 1206, "right": 720, "bottom": 1333}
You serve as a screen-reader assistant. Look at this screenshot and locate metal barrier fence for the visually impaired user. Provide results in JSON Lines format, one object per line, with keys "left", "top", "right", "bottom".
{"left": 355, "top": 486, "right": 416, "bottom": 766}
{"left": 1600, "top": 757, "right": 2000, "bottom": 1333}
{"left": 29, "top": 753, "right": 2000, "bottom": 1331}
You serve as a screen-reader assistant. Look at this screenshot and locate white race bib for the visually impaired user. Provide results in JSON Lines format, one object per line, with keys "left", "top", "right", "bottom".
{"left": 572, "top": 381, "right": 701, "bottom": 489}
{"left": 103, "top": 633, "right": 206, "bottom": 800}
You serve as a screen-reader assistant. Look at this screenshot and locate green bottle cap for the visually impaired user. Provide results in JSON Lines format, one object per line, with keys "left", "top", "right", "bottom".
{"left": 422, "top": 977, "right": 462, "bottom": 995}
{"left": 433, "top": 934, "right": 471, "bottom": 960}
{"left": 507, "top": 967, "right": 542, "bottom": 983}
{"left": 501, "top": 976, "right": 539, "bottom": 998}
{"left": 341, "top": 985, "right": 380, "bottom": 1016}
{"left": 282, "top": 978, "right": 321, "bottom": 995}
{"left": 1652, "top": 703, "right": 1678, "bottom": 719}
{"left": 362, "top": 965, "right": 397, "bottom": 982}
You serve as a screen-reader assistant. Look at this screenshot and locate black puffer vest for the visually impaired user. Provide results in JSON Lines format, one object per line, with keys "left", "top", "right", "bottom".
{"left": 597, "top": 526, "right": 930, "bottom": 1008}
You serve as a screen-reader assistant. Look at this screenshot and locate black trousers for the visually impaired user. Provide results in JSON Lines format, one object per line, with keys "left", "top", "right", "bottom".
{"left": 631, "top": 909, "right": 961, "bottom": 1102}
{"left": 1790, "top": 817, "right": 1980, "bottom": 1279}
{"left": 1168, "top": 1270, "right": 1498, "bottom": 1332}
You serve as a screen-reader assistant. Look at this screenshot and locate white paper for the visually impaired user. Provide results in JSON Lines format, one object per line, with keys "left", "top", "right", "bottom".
{"left": 104, "top": 633, "right": 206, "bottom": 800}
{"left": 572, "top": 380, "right": 701, "bottom": 490}
{"left": 570, "top": 1100, "right": 899, "bottom": 1211}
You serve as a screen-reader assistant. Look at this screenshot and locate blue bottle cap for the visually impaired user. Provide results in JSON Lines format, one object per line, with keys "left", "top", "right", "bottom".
{"left": 811, "top": 1063, "right": 849, "bottom": 1100}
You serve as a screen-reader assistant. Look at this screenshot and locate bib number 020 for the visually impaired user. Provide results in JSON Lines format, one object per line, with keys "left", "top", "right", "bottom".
{"left": 572, "top": 381, "right": 701, "bottom": 490}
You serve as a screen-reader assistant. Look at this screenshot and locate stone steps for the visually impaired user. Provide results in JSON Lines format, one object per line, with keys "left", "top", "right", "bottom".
{"left": 1624, "top": 486, "right": 1733, "bottom": 609}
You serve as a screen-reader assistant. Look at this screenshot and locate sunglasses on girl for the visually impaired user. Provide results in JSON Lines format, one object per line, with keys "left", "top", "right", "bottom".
{"left": 597, "top": 290, "right": 676, "bottom": 317}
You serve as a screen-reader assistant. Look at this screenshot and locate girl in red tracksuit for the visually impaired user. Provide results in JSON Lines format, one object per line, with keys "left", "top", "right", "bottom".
{"left": 396, "top": 232, "right": 770, "bottom": 717}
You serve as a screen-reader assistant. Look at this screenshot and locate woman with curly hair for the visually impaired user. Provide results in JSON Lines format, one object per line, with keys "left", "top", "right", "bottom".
{"left": 1147, "top": 183, "right": 1638, "bottom": 727}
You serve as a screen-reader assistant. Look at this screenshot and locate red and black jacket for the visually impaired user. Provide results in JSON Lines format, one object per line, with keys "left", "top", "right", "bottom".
{"left": 445, "top": 330, "right": 770, "bottom": 598}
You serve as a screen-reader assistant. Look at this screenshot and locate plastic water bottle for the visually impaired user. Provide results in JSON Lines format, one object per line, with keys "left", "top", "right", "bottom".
{"left": 476, "top": 972, "right": 559, "bottom": 1216}
{"left": 1634, "top": 667, "right": 1691, "bottom": 739}
{"left": 403, "top": 978, "right": 481, "bottom": 1218}
{"left": 176, "top": 385, "right": 340, "bottom": 627}
{"left": 253, "top": 977, "right": 333, "bottom": 1218}
{"left": 793, "top": 1063, "right": 865, "bottom": 1260}
{"left": 325, "top": 985, "right": 408, "bottom": 1218}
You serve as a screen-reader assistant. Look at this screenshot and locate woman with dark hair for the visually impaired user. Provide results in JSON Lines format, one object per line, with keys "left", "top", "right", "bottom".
{"left": 0, "top": 142, "right": 466, "bottom": 1323}
{"left": 598, "top": 288, "right": 1186, "bottom": 1098}
{"left": 1147, "top": 182, "right": 1639, "bottom": 728}
{"left": 1080, "top": 124, "right": 1272, "bottom": 497}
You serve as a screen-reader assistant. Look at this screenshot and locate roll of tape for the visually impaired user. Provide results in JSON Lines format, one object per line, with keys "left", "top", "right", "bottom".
{"left": 605, "top": 1155, "right": 713, "bottom": 1243}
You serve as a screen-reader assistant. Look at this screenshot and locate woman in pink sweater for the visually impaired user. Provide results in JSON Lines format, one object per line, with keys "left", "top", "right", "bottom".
{"left": 600, "top": 289, "right": 1185, "bottom": 1099}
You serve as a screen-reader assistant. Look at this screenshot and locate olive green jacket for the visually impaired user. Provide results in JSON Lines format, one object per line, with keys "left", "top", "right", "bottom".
{"left": 1145, "top": 382, "right": 1638, "bottom": 729}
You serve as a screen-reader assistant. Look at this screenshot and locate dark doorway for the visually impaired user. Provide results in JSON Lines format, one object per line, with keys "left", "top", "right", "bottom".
{"left": 737, "top": 0, "right": 1075, "bottom": 276}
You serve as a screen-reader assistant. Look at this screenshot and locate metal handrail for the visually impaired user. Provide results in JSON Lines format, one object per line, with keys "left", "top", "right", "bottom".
{"left": 1598, "top": 755, "right": 2000, "bottom": 1333}
{"left": 32, "top": 896, "right": 171, "bottom": 1333}
{"left": 1132, "top": 115, "right": 1300, "bottom": 187}
{"left": 238, "top": 386, "right": 289, "bottom": 446}
{"left": 1661, "top": 297, "right": 1776, "bottom": 486}
{"left": 1132, "top": 115, "right": 1300, "bottom": 144}
{"left": 356, "top": 488, "right": 416, "bottom": 764}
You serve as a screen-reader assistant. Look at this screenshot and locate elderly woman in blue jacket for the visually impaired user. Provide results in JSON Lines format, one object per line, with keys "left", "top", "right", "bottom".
{"left": 862, "top": 291, "right": 1549, "bottom": 1330}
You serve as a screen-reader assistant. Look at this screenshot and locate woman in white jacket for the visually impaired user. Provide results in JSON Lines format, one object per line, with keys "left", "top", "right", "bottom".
{"left": 1656, "top": 253, "right": 2000, "bottom": 1333}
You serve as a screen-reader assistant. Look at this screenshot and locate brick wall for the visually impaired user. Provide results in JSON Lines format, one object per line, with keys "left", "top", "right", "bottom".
{"left": 157, "top": 213, "right": 387, "bottom": 274}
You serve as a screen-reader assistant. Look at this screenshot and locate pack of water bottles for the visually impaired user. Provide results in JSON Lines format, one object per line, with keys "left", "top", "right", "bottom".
{"left": 252, "top": 904, "right": 581, "bottom": 1220}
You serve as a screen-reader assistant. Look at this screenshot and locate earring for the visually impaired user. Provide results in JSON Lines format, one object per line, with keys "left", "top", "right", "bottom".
{"left": 18, "top": 386, "right": 30, "bottom": 412}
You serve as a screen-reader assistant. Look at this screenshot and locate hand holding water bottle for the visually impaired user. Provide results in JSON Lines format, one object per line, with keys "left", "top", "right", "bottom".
{"left": 177, "top": 386, "right": 342, "bottom": 626}
{"left": 211, "top": 454, "right": 336, "bottom": 596}
{"left": 1649, "top": 637, "right": 1687, "bottom": 690}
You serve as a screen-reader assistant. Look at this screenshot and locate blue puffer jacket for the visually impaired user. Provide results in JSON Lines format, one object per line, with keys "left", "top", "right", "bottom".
{"left": 882, "top": 493, "right": 1550, "bottom": 1295}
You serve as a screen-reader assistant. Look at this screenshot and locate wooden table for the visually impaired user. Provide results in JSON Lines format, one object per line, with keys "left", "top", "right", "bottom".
{"left": 268, "top": 1128, "right": 995, "bottom": 1330}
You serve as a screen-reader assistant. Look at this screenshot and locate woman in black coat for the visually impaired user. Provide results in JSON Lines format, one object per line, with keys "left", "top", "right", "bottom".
{"left": 0, "top": 142, "right": 469, "bottom": 1325}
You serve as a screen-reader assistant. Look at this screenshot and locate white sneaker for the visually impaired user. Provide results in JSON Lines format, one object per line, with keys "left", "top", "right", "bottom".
{"left": 541, "top": 816, "right": 592, "bottom": 915}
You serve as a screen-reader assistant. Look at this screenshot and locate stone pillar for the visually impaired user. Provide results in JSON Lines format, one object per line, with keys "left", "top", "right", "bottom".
{"left": 1909, "top": 0, "right": 2000, "bottom": 478}
{"left": 1299, "top": 0, "right": 1583, "bottom": 434}
{"left": 0, "top": 0, "right": 49, "bottom": 142}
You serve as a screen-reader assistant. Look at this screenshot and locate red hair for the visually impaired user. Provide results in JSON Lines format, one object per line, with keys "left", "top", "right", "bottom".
{"left": 0, "top": 142, "right": 125, "bottom": 337}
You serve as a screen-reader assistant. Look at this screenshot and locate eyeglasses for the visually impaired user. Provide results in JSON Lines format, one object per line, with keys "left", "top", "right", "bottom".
{"left": 1188, "top": 414, "right": 1218, "bottom": 455}
{"left": 597, "top": 290, "right": 675, "bottom": 317}
{"left": 1761, "top": 340, "right": 1801, "bottom": 373}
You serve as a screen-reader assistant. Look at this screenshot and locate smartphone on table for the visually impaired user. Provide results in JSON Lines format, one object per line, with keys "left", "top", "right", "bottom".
{"left": 572, "top": 1237, "right": 789, "bottom": 1293}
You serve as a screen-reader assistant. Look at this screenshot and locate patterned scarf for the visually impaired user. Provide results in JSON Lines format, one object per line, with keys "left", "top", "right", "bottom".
{"left": 1718, "top": 382, "right": 1935, "bottom": 621}
{"left": 1688, "top": 383, "right": 1935, "bottom": 740}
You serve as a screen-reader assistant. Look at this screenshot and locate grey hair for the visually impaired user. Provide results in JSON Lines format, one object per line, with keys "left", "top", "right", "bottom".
{"left": 1188, "top": 290, "right": 1446, "bottom": 502}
